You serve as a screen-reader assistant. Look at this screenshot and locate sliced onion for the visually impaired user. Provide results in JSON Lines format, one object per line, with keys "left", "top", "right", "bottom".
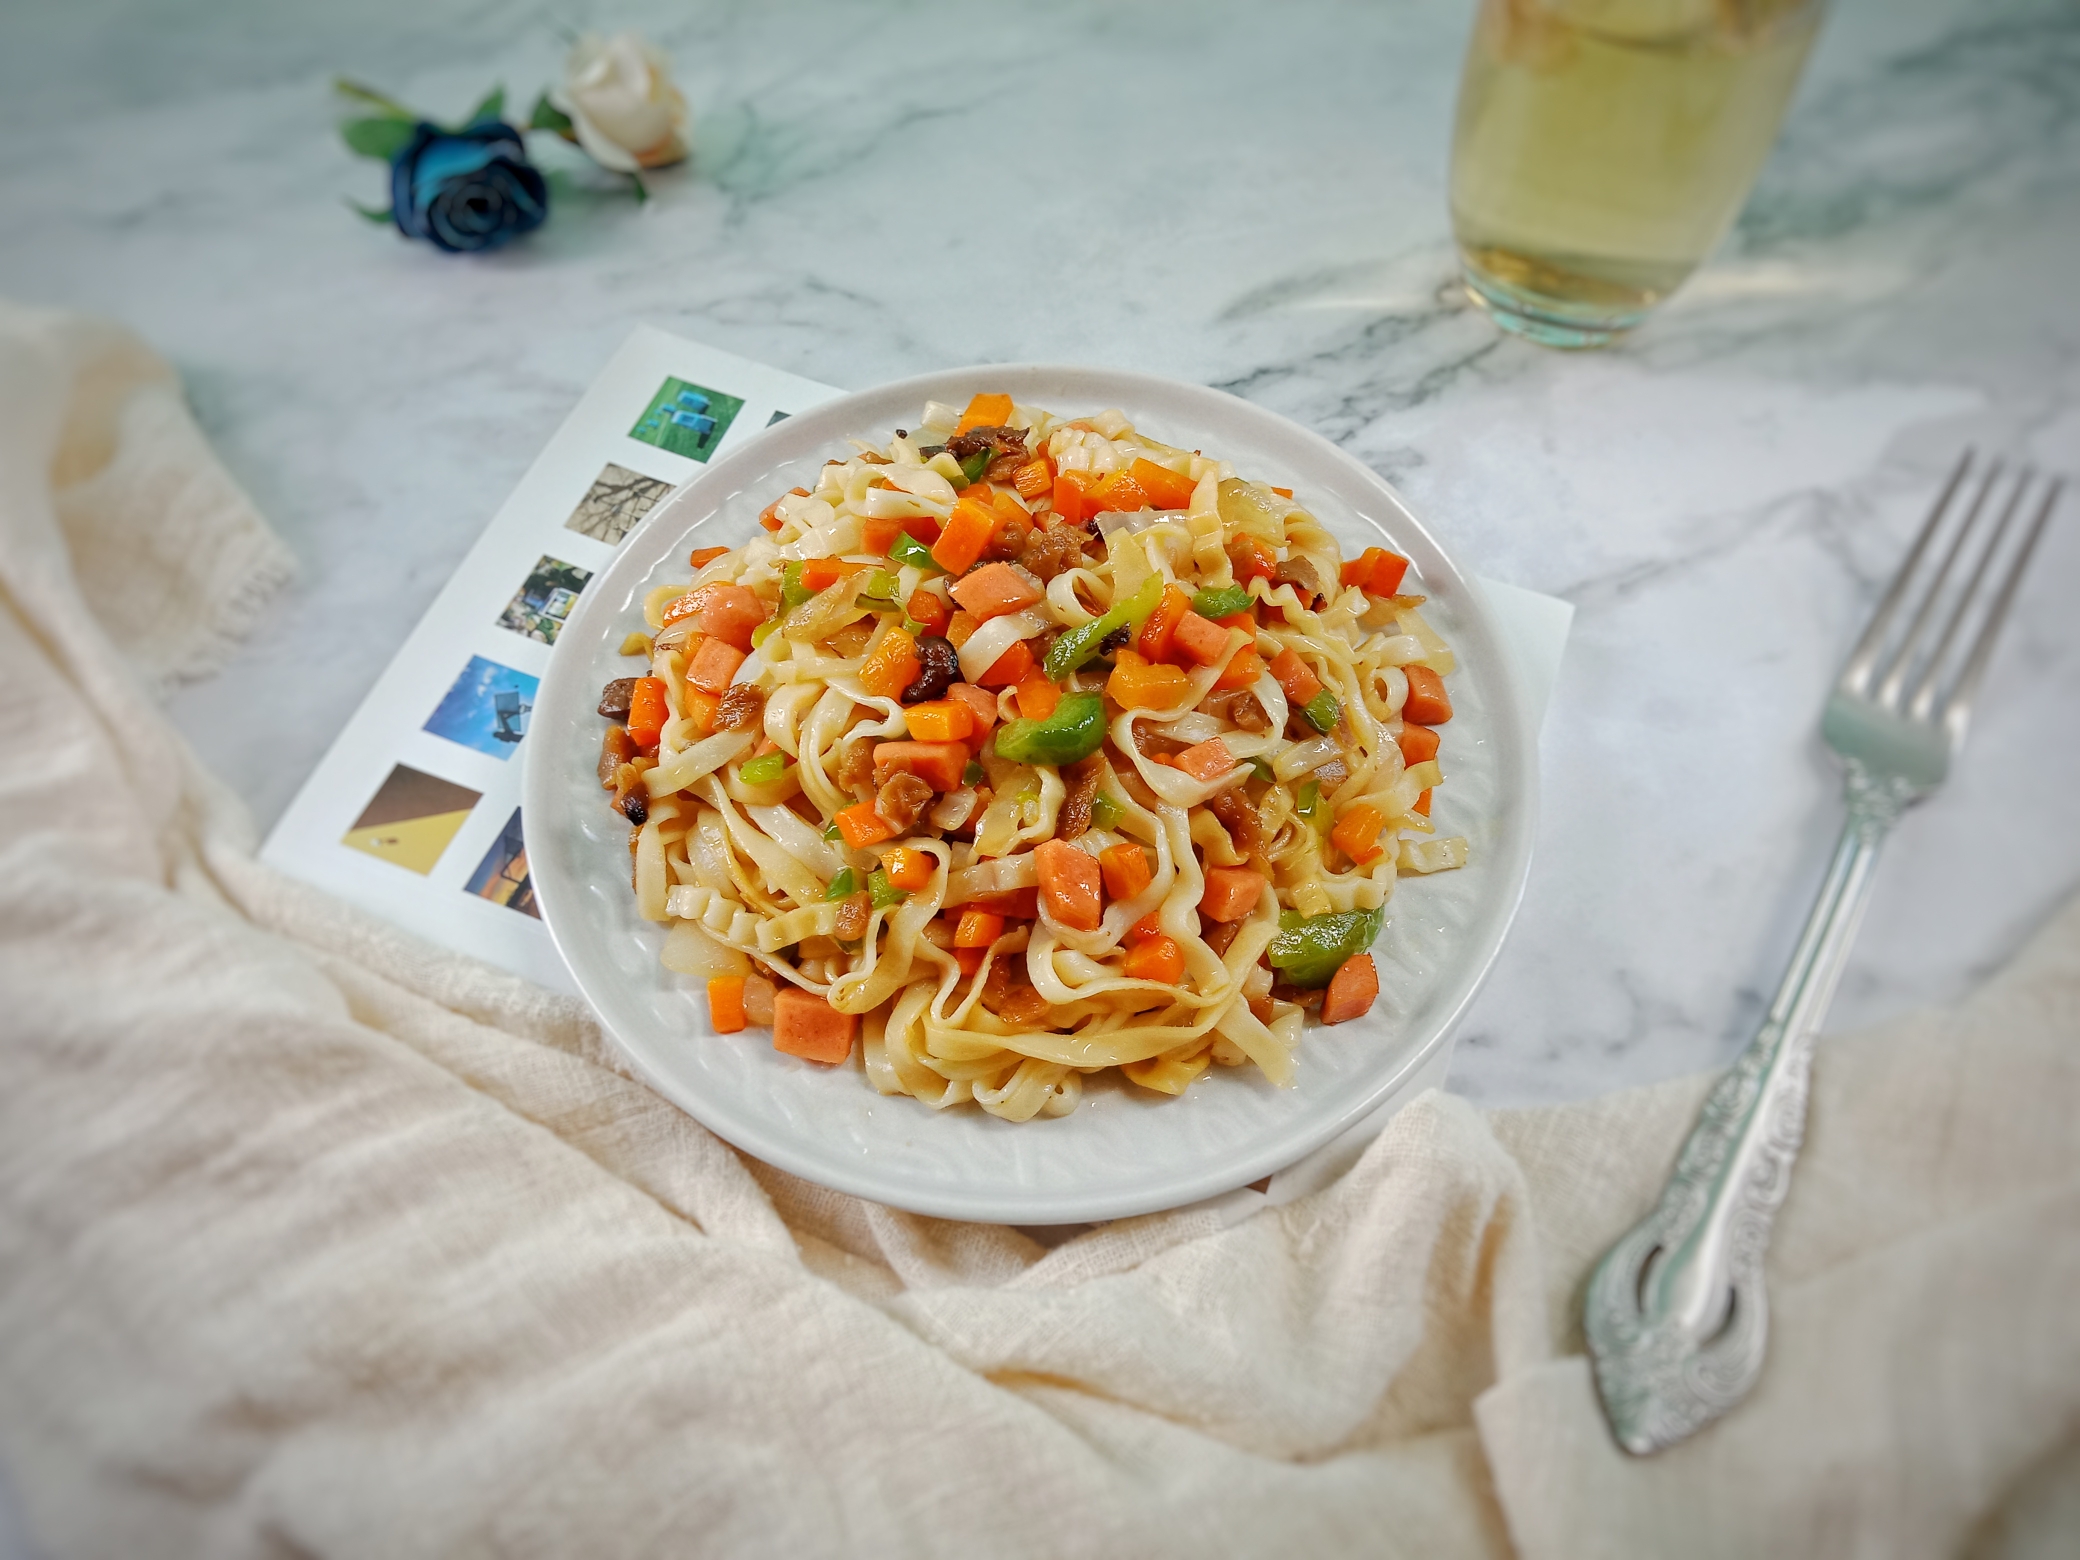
{"left": 957, "top": 609, "right": 1048, "bottom": 682}
{"left": 1273, "top": 733, "right": 1339, "bottom": 782}
{"left": 946, "top": 851, "right": 1039, "bottom": 904}
{"left": 1095, "top": 510, "right": 1159, "bottom": 539}
{"left": 644, "top": 729, "right": 753, "bottom": 797}
{"left": 747, "top": 803, "right": 846, "bottom": 882}
{"left": 929, "top": 787, "right": 981, "bottom": 831}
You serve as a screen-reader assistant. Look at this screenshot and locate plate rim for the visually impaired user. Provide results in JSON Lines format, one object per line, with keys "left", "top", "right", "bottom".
{"left": 525, "top": 363, "right": 1538, "bottom": 1223}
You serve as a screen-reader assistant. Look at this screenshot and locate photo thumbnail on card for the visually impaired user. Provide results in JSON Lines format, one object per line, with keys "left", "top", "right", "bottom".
{"left": 341, "top": 765, "right": 479, "bottom": 875}
{"left": 497, "top": 555, "right": 592, "bottom": 645}
{"left": 424, "top": 655, "right": 538, "bottom": 759}
{"left": 565, "top": 462, "right": 673, "bottom": 546}
{"left": 629, "top": 377, "right": 744, "bottom": 462}
{"left": 464, "top": 808, "right": 538, "bottom": 918}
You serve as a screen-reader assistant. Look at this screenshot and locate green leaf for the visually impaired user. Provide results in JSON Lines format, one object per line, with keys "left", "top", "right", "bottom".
{"left": 463, "top": 85, "right": 506, "bottom": 128}
{"left": 333, "top": 77, "right": 416, "bottom": 119}
{"left": 341, "top": 115, "right": 416, "bottom": 162}
{"left": 529, "top": 91, "right": 576, "bottom": 137}
{"left": 345, "top": 199, "right": 394, "bottom": 224}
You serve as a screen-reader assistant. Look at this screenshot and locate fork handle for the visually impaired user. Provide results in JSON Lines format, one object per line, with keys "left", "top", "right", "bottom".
{"left": 1582, "top": 763, "right": 1912, "bottom": 1454}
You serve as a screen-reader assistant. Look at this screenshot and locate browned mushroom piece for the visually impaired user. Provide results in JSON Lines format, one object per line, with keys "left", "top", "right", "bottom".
{"left": 833, "top": 892, "right": 872, "bottom": 942}
{"left": 944, "top": 425, "right": 1029, "bottom": 464}
{"left": 713, "top": 683, "right": 765, "bottom": 733}
{"left": 1270, "top": 982, "right": 1325, "bottom": 1010}
{"left": 1016, "top": 523, "right": 1086, "bottom": 583}
{"left": 981, "top": 959, "right": 1052, "bottom": 1028}
{"left": 838, "top": 738, "right": 879, "bottom": 799}
{"left": 875, "top": 773, "right": 935, "bottom": 832}
{"left": 614, "top": 766, "right": 649, "bottom": 825}
{"left": 1199, "top": 689, "right": 1269, "bottom": 733}
{"left": 1272, "top": 556, "right": 1322, "bottom": 605}
{"left": 1203, "top": 920, "right": 1242, "bottom": 957}
{"left": 1209, "top": 786, "right": 1262, "bottom": 858}
{"left": 902, "top": 636, "right": 960, "bottom": 705}
{"left": 983, "top": 511, "right": 1034, "bottom": 561}
{"left": 1131, "top": 725, "right": 1191, "bottom": 760}
{"left": 1056, "top": 756, "right": 1104, "bottom": 839}
{"left": 599, "top": 725, "right": 638, "bottom": 787}
{"left": 598, "top": 677, "right": 637, "bottom": 720}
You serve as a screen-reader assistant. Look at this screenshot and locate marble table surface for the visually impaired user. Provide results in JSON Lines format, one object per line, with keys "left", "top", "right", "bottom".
{"left": 2, "top": 0, "right": 2075, "bottom": 1117}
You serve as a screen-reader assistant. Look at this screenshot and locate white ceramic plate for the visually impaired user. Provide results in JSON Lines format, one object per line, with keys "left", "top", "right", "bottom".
{"left": 525, "top": 366, "right": 1536, "bottom": 1224}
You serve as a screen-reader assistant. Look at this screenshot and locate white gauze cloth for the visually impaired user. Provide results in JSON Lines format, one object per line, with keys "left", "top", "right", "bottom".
{"left": 0, "top": 302, "right": 2076, "bottom": 1560}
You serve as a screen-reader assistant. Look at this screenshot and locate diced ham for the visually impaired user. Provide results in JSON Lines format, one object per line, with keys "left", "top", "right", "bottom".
{"left": 773, "top": 986, "right": 857, "bottom": 1063}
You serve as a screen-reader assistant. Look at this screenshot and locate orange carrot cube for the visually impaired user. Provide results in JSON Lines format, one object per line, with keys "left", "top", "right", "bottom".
{"left": 903, "top": 700, "right": 974, "bottom": 743}
{"left": 953, "top": 392, "right": 1014, "bottom": 434}
{"left": 1137, "top": 584, "right": 1192, "bottom": 663}
{"left": 626, "top": 677, "right": 669, "bottom": 750}
{"left": 1098, "top": 842, "right": 1153, "bottom": 902}
{"left": 976, "top": 639, "right": 1035, "bottom": 689}
{"left": 1329, "top": 804, "right": 1387, "bottom": 865}
{"left": 879, "top": 846, "right": 936, "bottom": 891}
{"left": 954, "top": 909, "right": 1006, "bottom": 948}
{"left": 1013, "top": 673, "right": 1061, "bottom": 720}
{"left": 931, "top": 495, "right": 998, "bottom": 575}
{"left": 1211, "top": 647, "right": 1264, "bottom": 693}
{"left": 1128, "top": 458, "right": 1197, "bottom": 511}
{"left": 682, "top": 689, "right": 720, "bottom": 735}
{"left": 706, "top": 975, "right": 747, "bottom": 1034}
{"left": 1106, "top": 650, "right": 1194, "bottom": 710}
{"left": 1121, "top": 935, "right": 1185, "bottom": 984}
{"left": 859, "top": 628, "right": 922, "bottom": 701}
{"left": 834, "top": 802, "right": 896, "bottom": 850}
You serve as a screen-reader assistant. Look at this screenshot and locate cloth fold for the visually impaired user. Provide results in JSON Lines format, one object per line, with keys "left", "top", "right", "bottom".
{"left": 0, "top": 303, "right": 2074, "bottom": 1559}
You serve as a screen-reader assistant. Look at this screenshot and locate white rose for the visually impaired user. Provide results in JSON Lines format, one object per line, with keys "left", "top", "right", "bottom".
{"left": 552, "top": 33, "right": 689, "bottom": 173}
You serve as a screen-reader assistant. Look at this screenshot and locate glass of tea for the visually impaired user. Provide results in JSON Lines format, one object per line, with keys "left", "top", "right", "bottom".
{"left": 1449, "top": 0, "right": 1823, "bottom": 347}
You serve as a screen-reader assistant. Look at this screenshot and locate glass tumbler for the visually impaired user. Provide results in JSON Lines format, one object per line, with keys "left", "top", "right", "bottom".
{"left": 1448, "top": 0, "right": 1823, "bottom": 347}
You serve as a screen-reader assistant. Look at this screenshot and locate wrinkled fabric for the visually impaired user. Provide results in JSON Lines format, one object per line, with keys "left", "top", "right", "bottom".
{"left": 0, "top": 302, "right": 2074, "bottom": 1560}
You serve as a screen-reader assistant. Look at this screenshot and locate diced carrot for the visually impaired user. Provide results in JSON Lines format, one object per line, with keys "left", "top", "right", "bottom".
{"left": 1107, "top": 650, "right": 1195, "bottom": 710}
{"left": 772, "top": 986, "right": 857, "bottom": 1064}
{"left": 1230, "top": 534, "right": 1277, "bottom": 582}
{"left": 1137, "top": 584, "right": 1192, "bottom": 663}
{"left": 863, "top": 514, "right": 941, "bottom": 554}
{"left": 859, "top": 628, "right": 922, "bottom": 701}
{"left": 1211, "top": 647, "right": 1264, "bottom": 692}
{"left": 834, "top": 802, "right": 896, "bottom": 850}
{"left": 871, "top": 741, "right": 969, "bottom": 793}
{"left": 1367, "top": 551, "right": 1411, "bottom": 595}
{"left": 1199, "top": 865, "right": 1264, "bottom": 923}
{"left": 1170, "top": 611, "right": 1231, "bottom": 667}
{"left": 1396, "top": 722, "right": 1440, "bottom": 765}
{"left": 695, "top": 584, "right": 768, "bottom": 651}
{"left": 1412, "top": 788, "right": 1433, "bottom": 817}
{"left": 1320, "top": 953, "right": 1380, "bottom": 1025}
{"left": 1341, "top": 547, "right": 1386, "bottom": 589}
{"left": 1215, "top": 611, "right": 1257, "bottom": 633}
{"left": 706, "top": 975, "right": 747, "bottom": 1034}
{"left": 986, "top": 486, "right": 1031, "bottom": 527}
{"left": 976, "top": 639, "right": 1035, "bottom": 689}
{"left": 1098, "top": 842, "right": 1153, "bottom": 902}
{"left": 1012, "top": 458, "right": 1053, "bottom": 499}
{"left": 954, "top": 945, "right": 988, "bottom": 976}
{"left": 1271, "top": 486, "right": 1294, "bottom": 499}
{"left": 1122, "top": 935, "right": 1185, "bottom": 984}
{"left": 1172, "top": 739, "right": 1235, "bottom": 783}
{"left": 950, "top": 561, "right": 1044, "bottom": 621}
{"left": 905, "top": 588, "right": 950, "bottom": 637}
{"left": 688, "top": 545, "right": 731, "bottom": 569}
{"left": 954, "top": 392, "right": 1014, "bottom": 435}
{"left": 946, "top": 682, "right": 1000, "bottom": 738}
{"left": 1034, "top": 839, "right": 1103, "bottom": 932}
{"left": 903, "top": 700, "right": 974, "bottom": 743}
{"left": 945, "top": 609, "right": 979, "bottom": 649}
{"left": 1403, "top": 665, "right": 1453, "bottom": 725}
{"left": 1268, "top": 647, "right": 1324, "bottom": 707}
{"left": 687, "top": 638, "right": 748, "bottom": 696}
{"left": 1127, "top": 911, "right": 1165, "bottom": 944}
{"left": 758, "top": 487, "right": 810, "bottom": 532}
{"left": 1329, "top": 804, "right": 1388, "bottom": 865}
{"left": 659, "top": 592, "right": 704, "bottom": 630}
{"left": 1013, "top": 672, "right": 1060, "bottom": 720}
{"left": 932, "top": 495, "right": 998, "bottom": 575}
{"left": 682, "top": 689, "right": 720, "bottom": 735}
{"left": 954, "top": 909, "right": 1005, "bottom": 948}
{"left": 1053, "top": 469, "right": 1095, "bottom": 524}
{"left": 1089, "top": 469, "right": 1151, "bottom": 513}
{"left": 880, "top": 846, "right": 935, "bottom": 891}
{"left": 967, "top": 886, "right": 1039, "bottom": 920}
{"left": 1129, "top": 458, "right": 1196, "bottom": 511}
{"left": 626, "top": 677, "right": 669, "bottom": 750}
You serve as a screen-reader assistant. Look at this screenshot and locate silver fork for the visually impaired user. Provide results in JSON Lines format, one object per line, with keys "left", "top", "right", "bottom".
{"left": 1582, "top": 451, "right": 2064, "bottom": 1455}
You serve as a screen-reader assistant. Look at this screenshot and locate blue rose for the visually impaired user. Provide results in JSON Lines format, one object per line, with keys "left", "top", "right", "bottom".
{"left": 389, "top": 121, "right": 548, "bottom": 253}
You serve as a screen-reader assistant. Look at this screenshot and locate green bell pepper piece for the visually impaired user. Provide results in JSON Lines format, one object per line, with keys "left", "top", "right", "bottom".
{"left": 956, "top": 448, "right": 991, "bottom": 487}
{"left": 1295, "top": 778, "right": 1324, "bottom": 829}
{"left": 1042, "top": 574, "right": 1164, "bottom": 681}
{"left": 963, "top": 760, "right": 986, "bottom": 785}
{"left": 1190, "top": 584, "right": 1252, "bottom": 621}
{"left": 991, "top": 691, "right": 1108, "bottom": 767}
{"left": 739, "top": 751, "right": 791, "bottom": 786}
{"left": 1267, "top": 906, "right": 1383, "bottom": 989}
{"left": 1302, "top": 689, "right": 1342, "bottom": 734}
{"left": 890, "top": 532, "right": 942, "bottom": 573}
{"left": 824, "top": 867, "right": 856, "bottom": 901}
{"left": 780, "top": 560, "right": 814, "bottom": 614}
{"left": 1090, "top": 794, "right": 1125, "bottom": 831}
{"left": 750, "top": 618, "right": 777, "bottom": 650}
{"left": 856, "top": 569, "right": 903, "bottom": 613}
{"left": 822, "top": 823, "right": 844, "bottom": 842}
{"left": 868, "top": 869, "right": 906, "bottom": 910}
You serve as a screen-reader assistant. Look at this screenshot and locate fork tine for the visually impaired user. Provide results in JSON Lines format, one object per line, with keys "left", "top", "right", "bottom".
{"left": 1940, "top": 475, "right": 2063, "bottom": 743}
{"left": 1907, "top": 468, "right": 2034, "bottom": 720}
{"left": 1875, "top": 457, "right": 2004, "bottom": 710}
{"left": 1840, "top": 449, "right": 1974, "bottom": 696}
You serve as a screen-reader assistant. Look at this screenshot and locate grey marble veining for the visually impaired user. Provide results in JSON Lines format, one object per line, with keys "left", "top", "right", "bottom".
{"left": 1, "top": 0, "right": 2074, "bottom": 1113}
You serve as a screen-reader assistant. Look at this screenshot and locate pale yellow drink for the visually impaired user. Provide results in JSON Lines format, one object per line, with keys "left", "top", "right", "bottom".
{"left": 1450, "top": 0, "right": 1821, "bottom": 345}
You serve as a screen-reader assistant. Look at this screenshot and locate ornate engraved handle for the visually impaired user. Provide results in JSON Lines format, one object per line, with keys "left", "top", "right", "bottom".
{"left": 1582, "top": 766, "right": 1910, "bottom": 1454}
